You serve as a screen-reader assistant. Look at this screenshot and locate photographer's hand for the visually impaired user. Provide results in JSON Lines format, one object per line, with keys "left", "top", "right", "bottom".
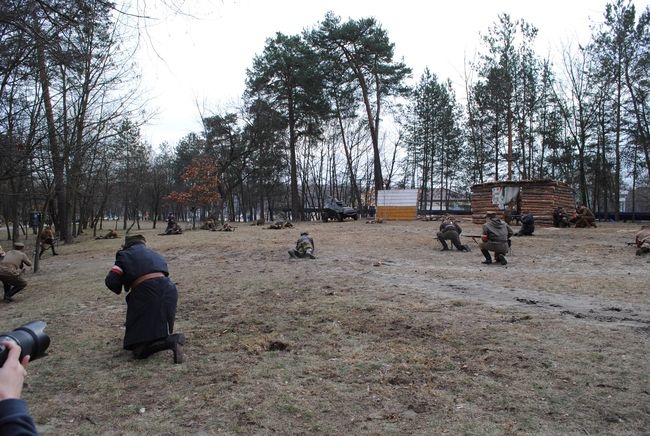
{"left": 0, "top": 341, "right": 30, "bottom": 400}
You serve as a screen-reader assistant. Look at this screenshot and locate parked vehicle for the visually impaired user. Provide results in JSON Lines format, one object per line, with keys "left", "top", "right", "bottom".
{"left": 322, "top": 198, "right": 358, "bottom": 222}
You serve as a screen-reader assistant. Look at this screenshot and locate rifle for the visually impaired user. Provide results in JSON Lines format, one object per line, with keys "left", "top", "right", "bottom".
{"left": 464, "top": 234, "right": 485, "bottom": 244}
{"left": 465, "top": 234, "right": 513, "bottom": 254}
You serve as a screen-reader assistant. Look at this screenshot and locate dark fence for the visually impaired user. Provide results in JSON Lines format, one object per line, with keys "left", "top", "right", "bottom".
{"left": 596, "top": 211, "right": 650, "bottom": 222}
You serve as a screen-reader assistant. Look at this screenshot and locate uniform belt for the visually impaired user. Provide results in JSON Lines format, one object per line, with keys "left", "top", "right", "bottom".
{"left": 131, "top": 272, "right": 165, "bottom": 288}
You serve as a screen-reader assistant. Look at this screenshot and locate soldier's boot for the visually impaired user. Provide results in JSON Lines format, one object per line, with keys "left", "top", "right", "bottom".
{"left": 306, "top": 250, "right": 316, "bottom": 259}
{"left": 169, "top": 333, "right": 185, "bottom": 364}
{"left": 460, "top": 245, "right": 471, "bottom": 252}
{"left": 288, "top": 250, "right": 297, "bottom": 258}
{"left": 133, "top": 334, "right": 185, "bottom": 363}
{"left": 3, "top": 285, "right": 13, "bottom": 302}
{"left": 481, "top": 249, "right": 492, "bottom": 264}
{"left": 496, "top": 253, "right": 508, "bottom": 265}
{"left": 439, "top": 241, "right": 449, "bottom": 251}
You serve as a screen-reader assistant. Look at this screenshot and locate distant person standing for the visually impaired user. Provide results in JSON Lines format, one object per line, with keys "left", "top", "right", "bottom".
{"left": 0, "top": 242, "right": 32, "bottom": 302}
{"left": 105, "top": 234, "right": 185, "bottom": 364}
{"left": 38, "top": 225, "right": 58, "bottom": 258}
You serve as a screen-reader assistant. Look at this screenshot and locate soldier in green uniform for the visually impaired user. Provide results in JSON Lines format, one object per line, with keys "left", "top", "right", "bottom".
{"left": 436, "top": 216, "right": 470, "bottom": 252}
{"left": 288, "top": 232, "right": 316, "bottom": 259}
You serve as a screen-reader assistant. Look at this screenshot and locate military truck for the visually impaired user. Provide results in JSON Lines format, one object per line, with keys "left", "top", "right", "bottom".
{"left": 322, "top": 198, "right": 358, "bottom": 222}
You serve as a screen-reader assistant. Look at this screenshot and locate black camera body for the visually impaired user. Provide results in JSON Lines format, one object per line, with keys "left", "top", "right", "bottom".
{"left": 0, "top": 320, "right": 50, "bottom": 367}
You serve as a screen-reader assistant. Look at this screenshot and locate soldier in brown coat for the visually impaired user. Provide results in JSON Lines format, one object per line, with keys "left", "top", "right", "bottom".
{"left": 39, "top": 225, "right": 58, "bottom": 258}
{"left": 0, "top": 242, "right": 32, "bottom": 302}
{"left": 635, "top": 226, "right": 650, "bottom": 256}
{"left": 574, "top": 205, "right": 597, "bottom": 228}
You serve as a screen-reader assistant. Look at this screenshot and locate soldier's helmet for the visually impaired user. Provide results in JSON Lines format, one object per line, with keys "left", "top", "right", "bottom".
{"left": 300, "top": 232, "right": 309, "bottom": 236}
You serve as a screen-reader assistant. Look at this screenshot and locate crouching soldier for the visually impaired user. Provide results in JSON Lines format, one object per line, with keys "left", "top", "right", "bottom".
{"left": 0, "top": 242, "right": 32, "bottom": 302}
{"left": 636, "top": 226, "right": 650, "bottom": 256}
{"left": 105, "top": 234, "right": 185, "bottom": 364}
{"left": 436, "top": 216, "right": 470, "bottom": 252}
{"left": 514, "top": 211, "right": 535, "bottom": 236}
{"left": 288, "top": 232, "right": 315, "bottom": 259}
{"left": 478, "top": 211, "right": 513, "bottom": 265}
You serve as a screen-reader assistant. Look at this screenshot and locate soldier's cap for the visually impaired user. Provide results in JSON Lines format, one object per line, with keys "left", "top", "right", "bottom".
{"left": 13, "top": 242, "right": 25, "bottom": 249}
{"left": 300, "top": 231, "right": 309, "bottom": 236}
{"left": 485, "top": 211, "right": 497, "bottom": 218}
{"left": 124, "top": 234, "right": 146, "bottom": 247}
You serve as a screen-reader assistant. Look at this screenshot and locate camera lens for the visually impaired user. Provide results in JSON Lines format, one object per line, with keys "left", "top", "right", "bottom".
{"left": 0, "top": 320, "right": 50, "bottom": 367}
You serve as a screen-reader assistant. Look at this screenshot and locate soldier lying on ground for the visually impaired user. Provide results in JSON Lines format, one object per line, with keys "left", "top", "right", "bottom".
{"left": 217, "top": 223, "right": 236, "bottom": 232}
{"left": 95, "top": 229, "right": 119, "bottom": 240}
{"left": 288, "top": 232, "right": 316, "bottom": 259}
{"left": 268, "top": 221, "right": 293, "bottom": 229}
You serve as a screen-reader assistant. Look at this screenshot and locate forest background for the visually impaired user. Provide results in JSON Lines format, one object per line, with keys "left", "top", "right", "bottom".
{"left": 1, "top": 0, "right": 649, "bottom": 246}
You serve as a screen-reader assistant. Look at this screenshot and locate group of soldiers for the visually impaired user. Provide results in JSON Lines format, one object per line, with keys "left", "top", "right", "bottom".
{"left": 553, "top": 204, "right": 597, "bottom": 228}
{"left": 436, "top": 212, "right": 514, "bottom": 265}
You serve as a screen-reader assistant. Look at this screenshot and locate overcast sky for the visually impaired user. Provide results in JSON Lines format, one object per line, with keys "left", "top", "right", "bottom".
{"left": 134, "top": 0, "right": 647, "bottom": 147}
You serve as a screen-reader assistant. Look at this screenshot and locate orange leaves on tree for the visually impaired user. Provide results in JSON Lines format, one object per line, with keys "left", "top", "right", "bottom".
{"left": 166, "top": 156, "right": 221, "bottom": 207}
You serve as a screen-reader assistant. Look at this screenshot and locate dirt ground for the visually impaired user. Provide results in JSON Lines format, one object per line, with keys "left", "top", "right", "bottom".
{"left": 2, "top": 218, "right": 649, "bottom": 435}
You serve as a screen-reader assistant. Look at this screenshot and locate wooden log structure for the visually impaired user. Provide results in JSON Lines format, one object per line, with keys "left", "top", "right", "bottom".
{"left": 471, "top": 179, "right": 576, "bottom": 226}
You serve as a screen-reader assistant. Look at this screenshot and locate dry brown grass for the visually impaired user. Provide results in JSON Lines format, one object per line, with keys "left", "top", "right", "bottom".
{"left": 2, "top": 219, "right": 648, "bottom": 435}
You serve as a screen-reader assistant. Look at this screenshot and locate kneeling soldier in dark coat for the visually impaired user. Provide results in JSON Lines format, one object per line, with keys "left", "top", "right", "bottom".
{"left": 105, "top": 234, "right": 185, "bottom": 364}
{"left": 437, "top": 216, "right": 470, "bottom": 252}
{"left": 514, "top": 211, "right": 535, "bottom": 236}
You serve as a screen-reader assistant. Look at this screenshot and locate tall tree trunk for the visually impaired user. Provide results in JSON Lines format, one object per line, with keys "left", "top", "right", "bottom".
{"left": 35, "top": 23, "right": 69, "bottom": 243}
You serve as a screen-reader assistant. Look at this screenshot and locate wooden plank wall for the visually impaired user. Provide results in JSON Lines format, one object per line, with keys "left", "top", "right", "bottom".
{"left": 376, "top": 206, "right": 417, "bottom": 221}
{"left": 471, "top": 180, "right": 576, "bottom": 226}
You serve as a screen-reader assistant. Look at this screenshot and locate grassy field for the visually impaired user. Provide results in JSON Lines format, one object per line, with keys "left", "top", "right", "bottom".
{"left": 2, "top": 218, "right": 648, "bottom": 435}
